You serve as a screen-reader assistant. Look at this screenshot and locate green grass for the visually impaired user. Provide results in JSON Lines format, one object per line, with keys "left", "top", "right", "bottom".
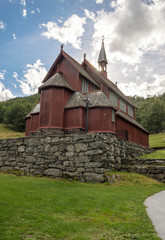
{"left": 0, "top": 173, "right": 164, "bottom": 240}
{"left": 139, "top": 149, "right": 165, "bottom": 159}
{"left": 0, "top": 124, "right": 25, "bottom": 139}
{"left": 149, "top": 133, "right": 165, "bottom": 148}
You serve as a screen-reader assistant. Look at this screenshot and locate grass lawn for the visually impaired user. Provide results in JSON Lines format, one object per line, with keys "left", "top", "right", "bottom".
{"left": 149, "top": 133, "right": 165, "bottom": 148}
{"left": 139, "top": 149, "right": 165, "bottom": 159}
{"left": 0, "top": 124, "right": 25, "bottom": 139}
{"left": 0, "top": 173, "right": 164, "bottom": 240}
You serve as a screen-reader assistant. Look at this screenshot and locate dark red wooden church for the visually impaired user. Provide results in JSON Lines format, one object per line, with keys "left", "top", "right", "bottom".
{"left": 25, "top": 41, "right": 149, "bottom": 147}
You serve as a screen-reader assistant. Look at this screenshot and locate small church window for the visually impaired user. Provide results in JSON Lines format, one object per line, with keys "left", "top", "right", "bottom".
{"left": 128, "top": 105, "right": 134, "bottom": 117}
{"left": 92, "top": 84, "right": 99, "bottom": 91}
{"left": 112, "top": 109, "right": 115, "bottom": 122}
{"left": 81, "top": 78, "right": 89, "bottom": 92}
{"left": 110, "top": 90, "right": 118, "bottom": 107}
{"left": 120, "top": 98, "right": 126, "bottom": 112}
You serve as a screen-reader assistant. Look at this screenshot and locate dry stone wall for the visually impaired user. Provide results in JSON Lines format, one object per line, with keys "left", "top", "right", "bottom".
{"left": 0, "top": 130, "right": 151, "bottom": 182}
{"left": 117, "top": 158, "right": 165, "bottom": 183}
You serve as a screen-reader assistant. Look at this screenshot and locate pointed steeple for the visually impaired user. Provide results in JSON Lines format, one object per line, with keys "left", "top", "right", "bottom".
{"left": 98, "top": 37, "right": 108, "bottom": 78}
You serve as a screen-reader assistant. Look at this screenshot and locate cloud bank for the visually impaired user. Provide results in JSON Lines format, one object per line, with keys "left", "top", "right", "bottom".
{"left": 41, "top": 14, "right": 86, "bottom": 49}
{"left": 92, "top": 0, "right": 165, "bottom": 64}
{"left": 15, "top": 59, "right": 47, "bottom": 95}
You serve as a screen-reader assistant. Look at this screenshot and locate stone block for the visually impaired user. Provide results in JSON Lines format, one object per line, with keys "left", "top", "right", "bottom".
{"left": 43, "top": 168, "right": 61, "bottom": 177}
{"left": 50, "top": 145, "right": 59, "bottom": 152}
{"left": 83, "top": 173, "right": 105, "bottom": 183}
{"left": 66, "top": 152, "right": 74, "bottom": 157}
{"left": 94, "top": 168, "right": 104, "bottom": 174}
{"left": 1, "top": 166, "right": 13, "bottom": 171}
{"left": 55, "top": 164, "right": 66, "bottom": 170}
{"left": 75, "top": 143, "right": 87, "bottom": 153}
{"left": 66, "top": 167, "right": 76, "bottom": 172}
{"left": 18, "top": 146, "right": 25, "bottom": 152}
{"left": 77, "top": 167, "right": 85, "bottom": 172}
{"left": 26, "top": 156, "right": 36, "bottom": 163}
{"left": 44, "top": 144, "right": 51, "bottom": 152}
{"left": 76, "top": 156, "right": 89, "bottom": 163}
{"left": 66, "top": 145, "right": 74, "bottom": 152}
{"left": 85, "top": 149, "right": 102, "bottom": 155}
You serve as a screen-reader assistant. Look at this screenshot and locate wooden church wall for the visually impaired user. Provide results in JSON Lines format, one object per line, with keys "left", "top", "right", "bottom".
{"left": 39, "top": 87, "right": 72, "bottom": 129}
{"left": 59, "top": 58, "right": 80, "bottom": 91}
{"left": 31, "top": 114, "right": 39, "bottom": 133}
{"left": 116, "top": 116, "right": 149, "bottom": 147}
{"left": 64, "top": 108, "right": 86, "bottom": 130}
{"left": 88, "top": 108, "right": 116, "bottom": 133}
{"left": 25, "top": 117, "right": 31, "bottom": 136}
{"left": 39, "top": 89, "right": 52, "bottom": 128}
{"left": 50, "top": 88, "right": 72, "bottom": 128}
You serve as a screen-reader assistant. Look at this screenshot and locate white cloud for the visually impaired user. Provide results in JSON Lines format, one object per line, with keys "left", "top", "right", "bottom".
{"left": 37, "top": 8, "right": 40, "bottom": 13}
{"left": 31, "top": 10, "right": 35, "bottom": 14}
{"left": 8, "top": 0, "right": 14, "bottom": 3}
{"left": 15, "top": 59, "right": 47, "bottom": 95}
{"left": 20, "top": 0, "right": 26, "bottom": 6}
{"left": 92, "top": 0, "right": 165, "bottom": 64}
{"left": 84, "top": 9, "right": 95, "bottom": 21}
{"left": 110, "top": 1, "right": 117, "bottom": 8}
{"left": 0, "top": 71, "right": 15, "bottom": 101}
{"left": 41, "top": 14, "right": 86, "bottom": 49}
{"left": 22, "top": 9, "right": 27, "bottom": 17}
{"left": 13, "top": 33, "right": 17, "bottom": 40}
{"left": 96, "top": 0, "right": 104, "bottom": 4}
{"left": 0, "top": 82, "right": 15, "bottom": 101}
{"left": 0, "top": 70, "right": 6, "bottom": 80}
{"left": 0, "top": 21, "right": 5, "bottom": 30}
{"left": 118, "top": 74, "right": 165, "bottom": 97}
{"left": 12, "top": 72, "right": 18, "bottom": 79}
{"left": 122, "top": 68, "right": 128, "bottom": 77}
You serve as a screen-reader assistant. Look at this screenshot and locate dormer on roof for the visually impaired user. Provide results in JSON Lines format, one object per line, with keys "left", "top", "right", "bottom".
{"left": 98, "top": 37, "right": 108, "bottom": 78}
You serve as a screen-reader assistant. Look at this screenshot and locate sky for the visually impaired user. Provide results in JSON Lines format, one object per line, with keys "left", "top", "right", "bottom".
{"left": 0, "top": 0, "right": 165, "bottom": 101}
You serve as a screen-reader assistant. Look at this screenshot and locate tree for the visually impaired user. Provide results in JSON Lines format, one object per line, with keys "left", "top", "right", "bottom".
{"left": 3, "top": 103, "right": 31, "bottom": 131}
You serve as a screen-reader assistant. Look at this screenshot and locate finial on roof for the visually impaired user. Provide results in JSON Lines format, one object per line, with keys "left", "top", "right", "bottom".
{"left": 61, "top": 44, "right": 64, "bottom": 51}
{"left": 84, "top": 53, "right": 86, "bottom": 60}
{"left": 102, "top": 35, "right": 104, "bottom": 43}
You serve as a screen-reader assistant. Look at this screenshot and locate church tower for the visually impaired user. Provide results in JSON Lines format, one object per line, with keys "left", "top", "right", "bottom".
{"left": 98, "top": 37, "right": 108, "bottom": 78}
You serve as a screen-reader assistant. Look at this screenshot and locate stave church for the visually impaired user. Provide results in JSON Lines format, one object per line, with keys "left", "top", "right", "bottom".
{"left": 25, "top": 40, "right": 149, "bottom": 147}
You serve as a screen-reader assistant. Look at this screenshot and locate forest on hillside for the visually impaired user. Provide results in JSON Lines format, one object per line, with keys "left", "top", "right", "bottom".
{"left": 0, "top": 94, "right": 40, "bottom": 132}
{"left": 0, "top": 93, "right": 165, "bottom": 133}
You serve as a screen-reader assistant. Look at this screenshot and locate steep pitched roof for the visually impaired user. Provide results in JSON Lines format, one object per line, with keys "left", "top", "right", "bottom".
{"left": 98, "top": 39, "right": 108, "bottom": 64}
{"left": 42, "top": 48, "right": 99, "bottom": 88}
{"left": 38, "top": 73, "right": 73, "bottom": 93}
{"left": 65, "top": 91, "right": 116, "bottom": 109}
{"left": 62, "top": 51, "right": 99, "bottom": 87}
{"left": 26, "top": 103, "right": 40, "bottom": 118}
{"left": 82, "top": 58, "right": 136, "bottom": 108}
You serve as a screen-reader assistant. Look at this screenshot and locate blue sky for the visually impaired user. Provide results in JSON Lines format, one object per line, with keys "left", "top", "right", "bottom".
{"left": 0, "top": 0, "right": 165, "bottom": 101}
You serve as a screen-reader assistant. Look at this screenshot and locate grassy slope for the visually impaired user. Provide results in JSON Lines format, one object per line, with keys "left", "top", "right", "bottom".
{"left": 0, "top": 124, "right": 25, "bottom": 139}
{"left": 138, "top": 133, "right": 165, "bottom": 159}
{"left": 139, "top": 149, "right": 165, "bottom": 159}
{"left": 149, "top": 133, "right": 165, "bottom": 148}
{"left": 0, "top": 173, "right": 164, "bottom": 240}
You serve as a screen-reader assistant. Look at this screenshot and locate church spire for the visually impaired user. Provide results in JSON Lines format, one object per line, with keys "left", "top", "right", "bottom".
{"left": 98, "top": 37, "right": 108, "bottom": 78}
